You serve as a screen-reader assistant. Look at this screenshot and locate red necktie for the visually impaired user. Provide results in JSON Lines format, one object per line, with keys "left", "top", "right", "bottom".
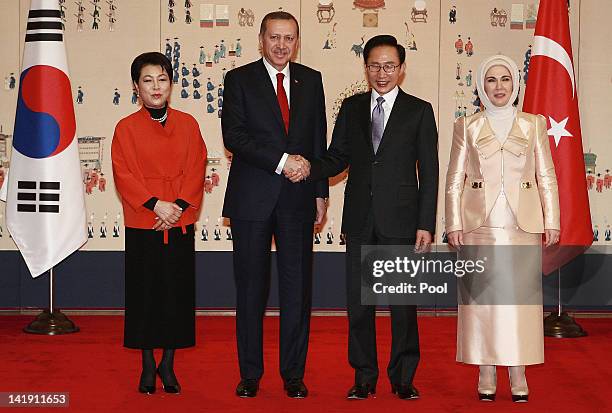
{"left": 276, "top": 72, "right": 290, "bottom": 133}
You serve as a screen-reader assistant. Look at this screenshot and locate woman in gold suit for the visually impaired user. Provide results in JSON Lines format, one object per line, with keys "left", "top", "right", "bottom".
{"left": 445, "top": 55, "right": 560, "bottom": 402}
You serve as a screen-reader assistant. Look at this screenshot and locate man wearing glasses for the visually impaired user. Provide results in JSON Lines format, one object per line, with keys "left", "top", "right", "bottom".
{"left": 288, "top": 35, "right": 439, "bottom": 400}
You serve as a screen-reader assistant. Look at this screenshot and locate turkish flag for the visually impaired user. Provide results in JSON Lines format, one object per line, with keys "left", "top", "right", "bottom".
{"left": 523, "top": 0, "right": 592, "bottom": 274}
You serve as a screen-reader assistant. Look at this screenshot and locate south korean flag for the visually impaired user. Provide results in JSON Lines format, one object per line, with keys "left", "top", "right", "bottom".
{"left": 0, "top": 0, "right": 87, "bottom": 277}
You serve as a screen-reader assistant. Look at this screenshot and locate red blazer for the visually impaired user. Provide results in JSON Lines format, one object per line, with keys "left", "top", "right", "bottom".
{"left": 111, "top": 106, "right": 207, "bottom": 229}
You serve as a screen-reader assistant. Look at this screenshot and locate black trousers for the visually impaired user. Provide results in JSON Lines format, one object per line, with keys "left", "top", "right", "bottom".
{"left": 345, "top": 212, "right": 420, "bottom": 387}
{"left": 231, "top": 208, "right": 313, "bottom": 381}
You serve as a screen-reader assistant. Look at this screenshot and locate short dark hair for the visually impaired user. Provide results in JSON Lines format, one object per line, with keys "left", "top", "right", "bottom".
{"left": 259, "top": 11, "right": 299, "bottom": 37}
{"left": 363, "top": 35, "right": 406, "bottom": 65}
{"left": 130, "top": 52, "right": 172, "bottom": 83}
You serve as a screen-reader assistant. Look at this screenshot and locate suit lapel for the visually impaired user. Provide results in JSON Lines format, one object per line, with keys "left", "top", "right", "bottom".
{"left": 375, "top": 89, "right": 404, "bottom": 156}
{"left": 476, "top": 116, "right": 497, "bottom": 145}
{"left": 502, "top": 114, "right": 530, "bottom": 156}
{"left": 254, "top": 59, "right": 286, "bottom": 133}
{"left": 473, "top": 115, "right": 502, "bottom": 159}
{"left": 360, "top": 91, "right": 374, "bottom": 156}
{"left": 508, "top": 114, "right": 530, "bottom": 142}
{"left": 288, "top": 63, "right": 302, "bottom": 137}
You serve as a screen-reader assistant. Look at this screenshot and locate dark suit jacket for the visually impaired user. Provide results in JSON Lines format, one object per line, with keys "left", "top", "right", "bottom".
{"left": 310, "top": 88, "right": 439, "bottom": 238}
{"left": 221, "top": 59, "right": 329, "bottom": 222}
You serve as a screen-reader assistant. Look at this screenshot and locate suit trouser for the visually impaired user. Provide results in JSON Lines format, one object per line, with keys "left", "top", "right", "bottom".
{"left": 231, "top": 209, "right": 313, "bottom": 381}
{"left": 345, "top": 212, "right": 420, "bottom": 387}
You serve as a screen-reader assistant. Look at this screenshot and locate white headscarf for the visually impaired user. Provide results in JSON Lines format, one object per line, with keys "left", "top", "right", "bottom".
{"left": 476, "top": 54, "right": 520, "bottom": 140}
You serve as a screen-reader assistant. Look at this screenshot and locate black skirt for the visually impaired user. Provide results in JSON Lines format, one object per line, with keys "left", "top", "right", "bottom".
{"left": 123, "top": 224, "right": 196, "bottom": 349}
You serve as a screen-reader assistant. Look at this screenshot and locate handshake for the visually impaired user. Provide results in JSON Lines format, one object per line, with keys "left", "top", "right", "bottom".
{"left": 283, "top": 154, "right": 311, "bottom": 183}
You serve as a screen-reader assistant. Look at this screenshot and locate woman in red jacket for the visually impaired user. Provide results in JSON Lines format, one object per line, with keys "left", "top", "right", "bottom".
{"left": 112, "top": 52, "right": 207, "bottom": 395}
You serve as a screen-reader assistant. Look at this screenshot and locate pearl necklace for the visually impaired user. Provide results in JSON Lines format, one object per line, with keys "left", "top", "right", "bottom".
{"left": 151, "top": 110, "right": 168, "bottom": 123}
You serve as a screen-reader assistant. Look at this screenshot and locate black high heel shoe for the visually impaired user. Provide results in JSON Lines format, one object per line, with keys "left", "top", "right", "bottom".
{"left": 157, "top": 367, "right": 181, "bottom": 394}
{"left": 138, "top": 370, "right": 156, "bottom": 394}
{"left": 478, "top": 392, "right": 496, "bottom": 401}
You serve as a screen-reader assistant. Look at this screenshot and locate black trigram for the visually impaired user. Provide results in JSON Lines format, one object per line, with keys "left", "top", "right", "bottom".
{"left": 25, "top": 9, "right": 63, "bottom": 42}
{"left": 17, "top": 181, "right": 60, "bottom": 213}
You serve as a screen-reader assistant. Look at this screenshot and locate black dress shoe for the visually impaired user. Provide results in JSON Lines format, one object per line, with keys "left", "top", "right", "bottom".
{"left": 346, "top": 383, "right": 376, "bottom": 400}
{"left": 236, "top": 379, "right": 259, "bottom": 398}
{"left": 391, "top": 383, "right": 420, "bottom": 400}
{"left": 284, "top": 379, "right": 308, "bottom": 398}
{"left": 156, "top": 368, "right": 181, "bottom": 394}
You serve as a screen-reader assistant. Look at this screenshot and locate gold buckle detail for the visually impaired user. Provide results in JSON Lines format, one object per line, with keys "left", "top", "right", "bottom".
{"left": 521, "top": 181, "right": 532, "bottom": 189}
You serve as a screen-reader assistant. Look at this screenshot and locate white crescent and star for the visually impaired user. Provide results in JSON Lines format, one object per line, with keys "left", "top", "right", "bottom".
{"left": 532, "top": 35, "right": 576, "bottom": 147}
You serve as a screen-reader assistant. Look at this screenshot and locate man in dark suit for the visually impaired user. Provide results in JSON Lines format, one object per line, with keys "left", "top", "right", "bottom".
{"left": 290, "top": 35, "right": 439, "bottom": 400}
{"left": 221, "top": 11, "right": 329, "bottom": 399}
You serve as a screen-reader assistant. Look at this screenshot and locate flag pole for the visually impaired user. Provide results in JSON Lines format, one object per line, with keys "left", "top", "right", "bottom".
{"left": 50, "top": 267, "right": 53, "bottom": 313}
{"left": 23, "top": 266, "right": 79, "bottom": 335}
{"left": 544, "top": 267, "right": 587, "bottom": 338}
{"left": 10, "top": 0, "right": 87, "bottom": 334}
{"left": 557, "top": 267, "right": 562, "bottom": 316}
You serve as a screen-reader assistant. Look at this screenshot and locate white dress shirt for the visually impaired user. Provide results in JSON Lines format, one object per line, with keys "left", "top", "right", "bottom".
{"left": 370, "top": 85, "right": 399, "bottom": 132}
{"left": 262, "top": 58, "right": 291, "bottom": 174}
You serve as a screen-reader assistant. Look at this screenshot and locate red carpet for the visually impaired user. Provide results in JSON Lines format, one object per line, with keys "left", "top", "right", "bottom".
{"left": 1, "top": 315, "right": 611, "bottom": 412}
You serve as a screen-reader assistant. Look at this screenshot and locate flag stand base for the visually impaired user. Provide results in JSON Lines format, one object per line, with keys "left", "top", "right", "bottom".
{"left": 23, "top": 309, "right": 80, "bottom": 335}
{"left": 544, "top": 311, "right": 587, "bottom": 338}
